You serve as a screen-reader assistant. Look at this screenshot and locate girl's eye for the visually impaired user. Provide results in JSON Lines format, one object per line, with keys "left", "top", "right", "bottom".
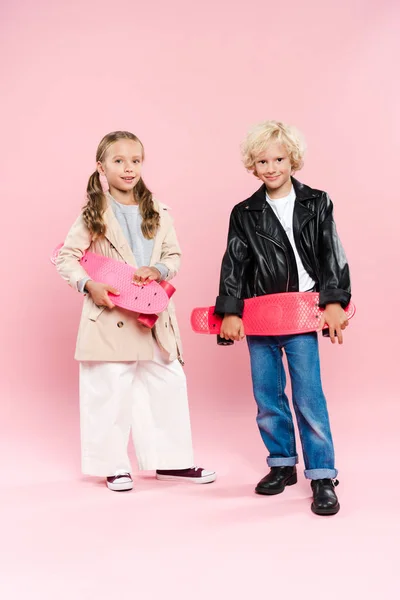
{"left": 277, "top": 158, "right": 283, "bottom": 162}
{"left": 134, "top": 160, "right": 140, "bottom": 164}
{"left": 115, "top": 159, "right": 122, "bottom": 163}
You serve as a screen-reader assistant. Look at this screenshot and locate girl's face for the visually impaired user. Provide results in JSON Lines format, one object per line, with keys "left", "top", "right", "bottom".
{"left": 254, "top": 141, "right": 293, "bottom": 197}
{"left": 97, "top": 139, "right": 143, "bottom": 195}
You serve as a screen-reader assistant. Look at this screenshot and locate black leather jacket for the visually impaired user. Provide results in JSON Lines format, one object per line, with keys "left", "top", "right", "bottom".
{"left": 215, "top": 178, "right": 351, "bottom": 317}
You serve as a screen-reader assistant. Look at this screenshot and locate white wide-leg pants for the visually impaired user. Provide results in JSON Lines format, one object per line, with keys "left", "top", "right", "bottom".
{"left": 79, "top": 341, "right": 194, "bottom": 476}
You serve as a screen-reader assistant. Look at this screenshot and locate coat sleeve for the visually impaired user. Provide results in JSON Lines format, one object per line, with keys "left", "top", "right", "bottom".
{"left": 157, "top": 211, "right": 182, "bottom": 282}
{"left": 55, "top": 213, "right": 92, "bottom": 291}
{"left": 215, "top": 206, "right": 252, "bottom": 317}
{"left": 317, "top": 193, "right": 351, "bottom": 308}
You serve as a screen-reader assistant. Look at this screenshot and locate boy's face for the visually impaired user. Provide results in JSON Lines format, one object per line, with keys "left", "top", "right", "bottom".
{"left": 254, "top": 142, "right": 292, "bottom": 198}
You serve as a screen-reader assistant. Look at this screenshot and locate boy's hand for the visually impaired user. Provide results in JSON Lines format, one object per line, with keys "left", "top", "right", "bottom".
{"left": 318, "top": 302, "right": 349, "bottom": 344}
{"left": 85, "top": 281, "right": 120, "bottom": 309}
{"left": 220, "top": 315, "right": 245, "bottom": 342}
{"left": 132, "top": 266, "right": 161, "bottom": 286}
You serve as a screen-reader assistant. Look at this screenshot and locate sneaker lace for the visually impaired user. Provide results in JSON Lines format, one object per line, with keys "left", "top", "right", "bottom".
{"left": 114, "top": 470, "right": 130, "bottom": 477}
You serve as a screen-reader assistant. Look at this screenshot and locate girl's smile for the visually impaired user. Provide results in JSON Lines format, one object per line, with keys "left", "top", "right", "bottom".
{"left": 97, "top": 139, "right": 144, "bottom": 203}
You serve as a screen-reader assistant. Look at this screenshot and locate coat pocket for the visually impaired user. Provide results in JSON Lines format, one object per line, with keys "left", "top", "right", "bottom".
{"left": 166, "top": 304, "right": 184, "bottom": 364}
{"left": 88, "top": 304, "right": 106, "bottom": 322}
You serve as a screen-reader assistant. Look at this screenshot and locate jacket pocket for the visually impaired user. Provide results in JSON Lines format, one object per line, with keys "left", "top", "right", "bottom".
{"left": 88, "top": 304, "right": 106, "bottom": 322}
{"left": 166, "top": 306, "right": 184, "bottom": 364}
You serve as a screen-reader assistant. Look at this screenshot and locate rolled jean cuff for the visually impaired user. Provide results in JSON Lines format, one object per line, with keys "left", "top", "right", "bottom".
{"left": 267, "top": 456, "right": 298, "bottom": 467}
{"left": 304, "top": 468, "right": 338, "bottom": 480}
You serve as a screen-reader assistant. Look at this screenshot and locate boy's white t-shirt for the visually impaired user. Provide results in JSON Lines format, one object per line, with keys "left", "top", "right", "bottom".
{"left": 265, "top": 186, "right": 316, "bottom": 292}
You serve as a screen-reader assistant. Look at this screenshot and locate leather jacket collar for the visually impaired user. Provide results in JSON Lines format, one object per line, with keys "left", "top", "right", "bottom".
{"left": 244, "top": 177, "right": 319, "bottom": 211}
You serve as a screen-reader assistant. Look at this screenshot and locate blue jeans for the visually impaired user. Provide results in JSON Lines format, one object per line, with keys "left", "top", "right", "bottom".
{"left": 247, "top": 332, "right": 337, "bottom": 480}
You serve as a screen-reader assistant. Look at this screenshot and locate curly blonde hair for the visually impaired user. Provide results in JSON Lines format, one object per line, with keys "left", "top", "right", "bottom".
{"left": 82, "top": 131, "right": 160, "bottom": 240}
{"left": 241, "top": 120, "right": 306, "bottom": 175}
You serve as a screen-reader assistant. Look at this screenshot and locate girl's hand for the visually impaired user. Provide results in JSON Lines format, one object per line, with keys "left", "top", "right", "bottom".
{"left": 318, "top": 302, "right": 349, "bottom": 344}
{"left": 220, "top": 315, "right": 245, "bottom": 342}
{"left": 85, "top": 281, "right": 120, "bottom": 309}
{"left": 132, "top": 266, "right": 161, "bottom": 286}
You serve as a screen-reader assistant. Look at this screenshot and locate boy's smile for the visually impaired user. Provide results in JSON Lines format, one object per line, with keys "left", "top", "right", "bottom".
{"left": 254, "top": 142, "right": 293, "bottom": 199}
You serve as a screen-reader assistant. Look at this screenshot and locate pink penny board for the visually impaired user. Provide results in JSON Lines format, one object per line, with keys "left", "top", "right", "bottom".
{"left": 191, "top": 292, "right": 356, "bottom": 336}
{"left": 51, "top": 244, "right": 172, "bottom": 315}
{"left": 137, "top": 281, "right": 176, "bottom": 327}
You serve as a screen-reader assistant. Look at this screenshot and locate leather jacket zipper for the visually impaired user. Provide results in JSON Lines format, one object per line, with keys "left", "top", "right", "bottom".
{"left": 253, "top": 266, "right": 259, "bottom": 297}
{"left": 298, "top": 214, "right": 317, "bottom": 276}
{"left": 255, "top": 231, "right": 290, "bottom": 292}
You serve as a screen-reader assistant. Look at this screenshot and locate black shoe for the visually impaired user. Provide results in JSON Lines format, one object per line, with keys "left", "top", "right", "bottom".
{"left": 255, "top": 466, "right": 297, "bottom": 495}
{"left": 311, "top": 479, "right": 340, "bottom": 515}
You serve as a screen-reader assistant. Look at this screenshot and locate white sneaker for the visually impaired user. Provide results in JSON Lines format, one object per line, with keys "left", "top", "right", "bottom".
{"left": 106, "top": 472, "right": 134, "bottom": 491}
{"left": 156, "top": 467, "right": 217, "bottom": 484}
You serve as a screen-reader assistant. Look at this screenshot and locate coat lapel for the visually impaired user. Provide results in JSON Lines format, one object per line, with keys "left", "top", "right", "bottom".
{"left": 249, "top": 185, "right": 290, "bottom": 244}
{"left": 293, "top": 200, "right": 315, "bottom": 232}
{"left": 251, "top": 179, "right": 317, "bottom": 242}
{"left": 292, "top": 178, "right": 317, "bottom": 246}
{"left": 148, "top": 200, "right": 167, "bottom": 266}
{"left": 102, "top": 196, "right": 167, "bottom": 268}
{"left": 103, "top": 201, "right": 138, "bottom": 267}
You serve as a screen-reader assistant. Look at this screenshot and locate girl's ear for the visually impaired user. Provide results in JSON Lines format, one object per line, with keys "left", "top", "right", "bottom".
{"left": 97, "top": 161, "right": 105, "bottom": 176}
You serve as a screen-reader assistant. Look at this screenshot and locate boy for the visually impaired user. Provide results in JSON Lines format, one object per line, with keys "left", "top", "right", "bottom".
{"left": 216, "top": 121, "right": 350, "bottom": 516}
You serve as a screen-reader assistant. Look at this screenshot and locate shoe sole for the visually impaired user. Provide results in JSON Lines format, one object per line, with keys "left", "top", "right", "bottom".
{"left": 107, "top": 481, "right": 134, "bottom": 491}
{"left": 156, "top": 473, "right": 217, "bottom": 484}
{"left": 311, "top": 502, "right": 340, "bottom": 516}
{"left": 255, "top": 473, "right": 298, "bottom": 495}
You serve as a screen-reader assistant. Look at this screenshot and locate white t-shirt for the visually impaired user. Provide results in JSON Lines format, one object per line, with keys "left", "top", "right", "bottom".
{"left": 265, "top": 186, "right": 316, "bottom": 292}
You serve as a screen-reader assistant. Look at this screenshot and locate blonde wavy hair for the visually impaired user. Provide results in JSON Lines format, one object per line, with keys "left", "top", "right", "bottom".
{"left": 82, "top": 131, "right": 160, "bottom": 240}
{"left": 241, "top": 120, "right": 306, "bottom": 175}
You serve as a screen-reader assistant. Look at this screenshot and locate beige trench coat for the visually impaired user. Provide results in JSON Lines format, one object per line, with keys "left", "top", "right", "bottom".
{"left": 56, "top": 198, "right": 183, "bottom": 363}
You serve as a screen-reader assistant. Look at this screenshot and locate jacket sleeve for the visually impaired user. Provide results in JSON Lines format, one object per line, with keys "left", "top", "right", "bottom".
{"left": 55, "top": 213, "right": 92, "bottom": 292}
{"left": 318, "top": 193, "right": 351, "bottom": 308}
{"left": 215, "top": 206, "right": 252, "bottom": 317}
{"left": 157, "top": 211, "right": 182, "bottom": 282}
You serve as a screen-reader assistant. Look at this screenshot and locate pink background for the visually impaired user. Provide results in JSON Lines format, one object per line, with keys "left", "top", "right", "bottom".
{"left": 1, "top": 1, "right": 399, "bottom": 598}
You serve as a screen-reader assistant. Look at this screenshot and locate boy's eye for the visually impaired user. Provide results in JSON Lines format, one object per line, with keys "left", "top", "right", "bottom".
{"left": 115, "top": 159, "right": 122, "bottom": 163}
{"left": 134, "top": 160, "right": 140, "bottom": 164}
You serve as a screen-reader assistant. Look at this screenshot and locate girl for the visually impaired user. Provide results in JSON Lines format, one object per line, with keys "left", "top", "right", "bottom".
{"left": 56, "top": 131, "right": 216, "bottom": 491}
